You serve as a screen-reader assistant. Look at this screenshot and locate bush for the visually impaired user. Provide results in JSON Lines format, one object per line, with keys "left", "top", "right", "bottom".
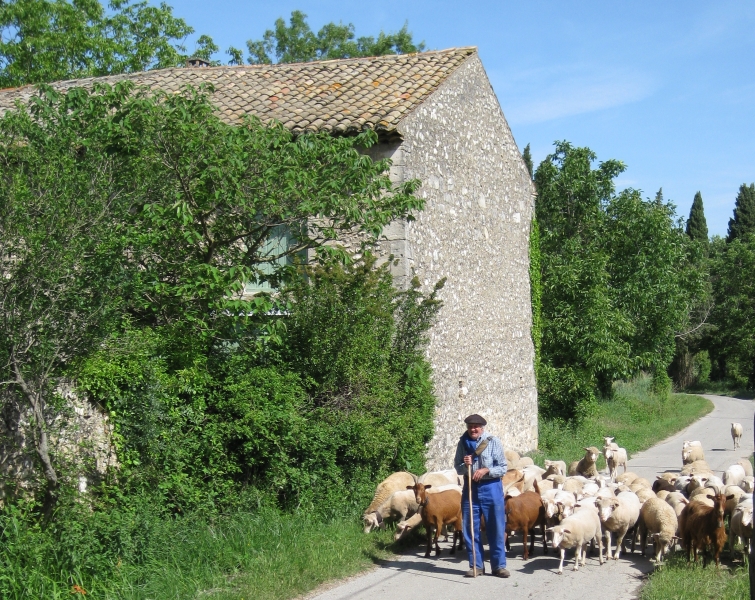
{"left": 537, "top": 364, "right": 597, "bottom": 422}
{"left": 74, "top": 257, "right": 441, "bottom": 517}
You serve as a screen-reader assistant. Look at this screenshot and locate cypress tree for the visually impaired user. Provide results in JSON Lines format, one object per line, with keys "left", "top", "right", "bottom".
{"left": 727, "top": 183, "right": 755, "bottom": 242}
{"left": 522, "top": 143, "right": 533, "bottom": 179}
{"left": 686, "top": 191, "right": 708, "bottom": 242}
{"left": 654, "top": 187, "right": 664, "bottom": 205}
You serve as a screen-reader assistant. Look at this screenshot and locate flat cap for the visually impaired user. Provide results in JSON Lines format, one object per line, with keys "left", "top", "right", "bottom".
{"left": 464, "top": 414, "right": 487, "bottom": 426}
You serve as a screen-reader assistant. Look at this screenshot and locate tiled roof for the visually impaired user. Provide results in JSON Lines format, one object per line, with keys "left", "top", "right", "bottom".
{"left": 0, "top": 47, "right": 476, "bottom": 135}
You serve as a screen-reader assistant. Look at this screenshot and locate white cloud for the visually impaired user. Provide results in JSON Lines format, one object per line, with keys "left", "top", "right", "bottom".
{"left": 498, "top": 69, "right": 656, "bottom": 125}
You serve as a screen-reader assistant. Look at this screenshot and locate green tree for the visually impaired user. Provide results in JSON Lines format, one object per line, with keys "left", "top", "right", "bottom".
{"left": 727, "top": 183, "right": 755, "bottom": 243}
{"left": 686, "top": 191, "right": 709, "bottom": 243}
{"left": 0, "top": 0, "right": 220, "bottom": 88}
{"left": 534, "top": 142, "right": 705, "bottom": 418}
{"left": 0, "top": 82, "right": 424, "bottom": 510}
{"left": 245, "top": 10, "right": 424, "bottom": 64}
{"left": 709, "top": 234, "right": 755, "bottom": 386}
{"left": 522, "top": 143, "right": 533, "bottom": 179}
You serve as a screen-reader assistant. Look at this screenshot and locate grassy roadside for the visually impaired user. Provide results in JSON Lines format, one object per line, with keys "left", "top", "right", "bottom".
{"left": 640, "top": 553, "right": 749, "bottom": 599}
{"left": 529, "top": 376, "right": 713, "bottom": 470}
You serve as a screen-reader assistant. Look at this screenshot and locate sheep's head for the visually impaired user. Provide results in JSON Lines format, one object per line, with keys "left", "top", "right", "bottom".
{"left": 603, "top": 436, "right": 615, "bottom": 446}
{"left": 741, "top": 505, "right": 754, "bottom": 528}
{"left": 743, "top": 477, "right": 755, "bottom": 493}
{"left": 556, "top": 501, "right": 574, "bottom": 520}
{"left": 546, "top": 526, "right": 567, "bottom": 548}
{"left": 363, "top": 511, "right": 384, "bottom": 533}
{"left": 597, "top": 497, "right": 620, "bottom": 523}
{"left": 584, "top": 447, "right": 600, "bottom": 462}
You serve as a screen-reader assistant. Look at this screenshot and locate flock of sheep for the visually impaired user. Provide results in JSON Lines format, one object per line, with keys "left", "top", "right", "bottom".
{"left": 362, "top": 422, "right": 752, "bottom": 574}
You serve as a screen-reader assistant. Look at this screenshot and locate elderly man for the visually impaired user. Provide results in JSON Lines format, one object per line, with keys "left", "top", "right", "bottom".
{"left": 454, "top": 413, "right": 509, "bottom": 578}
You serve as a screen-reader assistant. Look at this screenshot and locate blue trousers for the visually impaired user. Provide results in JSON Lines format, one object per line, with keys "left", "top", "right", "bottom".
{"left": 462, "top": 478, "right": 506, "bottom": 571}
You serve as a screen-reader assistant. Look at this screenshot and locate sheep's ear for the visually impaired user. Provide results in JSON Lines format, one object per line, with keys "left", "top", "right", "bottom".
{"left": 584, "top": 447, "right": 590, "bottom": 452}
{"left": 563, "top": 529, "right": 571, "bottom": 534}
{"left": 424, "top": 484, "right": 432, "bottom": 489}
{"left": 727, "top": 494, "right": 735, "bottom": 500}
{"left": 681, "top": 498, "right": 689, "bottom": 504}
{"left": 406, "top": 486, "right": 414, "bottom": 490}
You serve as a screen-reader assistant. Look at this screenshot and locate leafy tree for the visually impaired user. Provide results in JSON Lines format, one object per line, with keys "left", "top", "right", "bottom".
{"left": 522, "top": 143, "right": 533, "bottom": 179}
{"left": 245, "top": 10, "right": 424, "bottom": 64}
{"left": 0, "top": 82, "right": 424, "bottom": 511}
{"left": 727, "top": 183, "right": 755, "bottom": 243}
{"left": 0, "top": 85, "right": 132, "bottom": 513}
{"left": 686, "top": 191, "right": 708, "bottom": 243}
{"left": 534, "top": 142, "right": 705, "bottom": 418}
{"left": 0, "top": 0, "right": 221, "bottom": 88}
{"left": 709, "top": 234, "right": 755, "bottom": 386}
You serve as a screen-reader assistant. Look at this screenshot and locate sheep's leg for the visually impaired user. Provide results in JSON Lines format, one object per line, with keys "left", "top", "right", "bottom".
{"left": 450, "top": 529, "right": 458, "bottom": 555}
{"left": 598, "top": 533, "right": 604, "bottom": 565}
{"left": 542, "top": 523, "right": 548, "bottom": 555}
{"left": 614, "top": 527, "right": 628, "bottom": 560}
{"left": 558, "top": 547, "right": 565, "bottom": 574}
{"left": 425, "top": 526, "right": 433, "bottom": 558}
{"left": 572, "top": 544, "right": 581, "bottom": 571}
{"left": 640, "top": 525, "right": 647, "bottom": 556}
{"left": 433, "top": 522, "right": 442, "bottom": 556}
{"left": 524, "top": 525, "right": 532, "bottom": 559}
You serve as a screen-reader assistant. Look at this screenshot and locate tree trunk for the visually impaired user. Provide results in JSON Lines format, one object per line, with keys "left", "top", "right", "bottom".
{"left": 12, "top": 362, "right": 59, "bottom": 516}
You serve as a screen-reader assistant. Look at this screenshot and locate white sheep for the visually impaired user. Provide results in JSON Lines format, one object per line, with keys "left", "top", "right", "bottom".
{"left": 680, "top": 460, "right": 711, "bottom": 476}
{"left": 547, "top": 508, "right": 604, "bottom": 573}
{"left": 656, "top": 490, "right": 671, "bottom": 501}
{"left": 737, "top": 458, "right": 753, "bottom": 477}
{"left": 419, "top": 470, "right": 460, "bottom": 487}
{"left": 683, "top": 440, "right": 702, "bottom": 450}
{"left": 742, "top": 477, "right": 755, "bottom": 493}
{"left": 363, "top": 489, "right": 419, "bottom": 533}
{"left": 505, "top": 449, "right": 521, "bottom": 465}
{"left": 562, "top": 476, "right": 588, "bottom": 499}
{"left": 616, "top": 471, "right": 639, "bottom": 485}
{"left": 604, "top": 445, "right": 628, "bottom": 482}
{"left": 724, "top": 485, "right": 747, "bottom": 517}
{"left": 364, "top": 471, "right": 417, "bottom": 515}
{"left": 634, "top": 487, "right": 656, "bottom": 506}
{"left": 513, "top": 456, "right": 535, "bottom": 469}
{"left": 544, "top": 459, "right": 567, "bottom": 477}
{"left": 665, "top": 491, "right": 690, "bottom": 520}
{"left": 729, "top": 498, "right": 753, "bottom": 556}
{"left": 639, "top": 497, "right": 678, "bottom": 563}
{"left": 597, "top": 491, "right": 641, "bottom": 560}
{"left": 724, "top": 464, "right": 746, "bottom": 487}
{"left": 732, "top": 422, "right": 744, "bottom": 449}
{"left": 521, "top": 465, "right": 547, "bottom": 491}
{"left": 541, "top": 488, "right": 577, "bottom": 524}
{"left": 682, "top": 445, "right": 705, "bottom": 464}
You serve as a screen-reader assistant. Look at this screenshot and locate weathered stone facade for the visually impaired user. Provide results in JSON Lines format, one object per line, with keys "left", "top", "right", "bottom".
{"left": 381, "top": 55, "right": 538, "bottom": 467}
{"left": 0, "top": 47, "right": 538, "bottom": 473}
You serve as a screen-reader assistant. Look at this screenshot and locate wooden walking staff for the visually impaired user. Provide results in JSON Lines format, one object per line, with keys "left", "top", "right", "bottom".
{"left": 468, "top": 463, "right": 477, "bottom": 577}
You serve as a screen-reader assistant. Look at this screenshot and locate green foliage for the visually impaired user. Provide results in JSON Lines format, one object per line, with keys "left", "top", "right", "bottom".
{"left": 686, "top": 191, "right": 709, "bottom": 243}
{"left": 693, "top": 350, "right": 711, "bottom": 384}
{"left": 641, "top": 552, "right": 749, "bottom": 600}
{"left": 529, "top": 218, "right": 542, "bottom": 376}
{"left": 532, "top": 374, "right": 712, "bottom": 471}
{"left": 708, "top": 233, "right": 755, "bottom": 387}
{"left": 0, "top": 0, "right": 200, "bottom": 88}
{"left": 534, "top": 142, "right": 706, "bottom": 418}
{"left": 0, "top": 499, "right": 396, "bottom": 599}
{"left": 76, "top": 257, "right": 441, "bottom": 515}
{"left": 245, "top": 10, "right": 425, "bottom": 64}
{"left": 726, "top": 183, "right": 755, "bottom": 242}
{"left": 522, "top": 143, "right": 533, "bottom": 179}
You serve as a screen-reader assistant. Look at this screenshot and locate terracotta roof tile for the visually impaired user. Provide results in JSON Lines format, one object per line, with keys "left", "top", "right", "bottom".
{"left": 0, "top": 47, "right": 475, "bottom": 135}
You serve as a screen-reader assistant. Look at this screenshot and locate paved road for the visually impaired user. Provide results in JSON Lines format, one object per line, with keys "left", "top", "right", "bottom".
{"left": 309, "top": 395, "right": 754, "bottom": 600}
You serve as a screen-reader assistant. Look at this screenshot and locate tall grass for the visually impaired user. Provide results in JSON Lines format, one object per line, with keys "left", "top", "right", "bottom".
{"left": 0, "top": 504, "right": 394, "bottom": 600}
{"left": 529, "top": 374, "right": 713, "bottom": 470}
{"left": 640, "top": 553, "right": 749, "bottom": 599}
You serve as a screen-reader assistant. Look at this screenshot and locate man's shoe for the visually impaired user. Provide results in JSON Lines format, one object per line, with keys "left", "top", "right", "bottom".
{"left": 493, "top": 568, "right": 510, "bottom": 578}
{"left": 464, "top": 567, "right": 484, "bottom": 577}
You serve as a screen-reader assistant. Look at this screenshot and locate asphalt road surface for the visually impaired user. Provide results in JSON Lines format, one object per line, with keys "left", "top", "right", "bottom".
{"left": 309, "top": 395, "right": 753, "bottom": 600}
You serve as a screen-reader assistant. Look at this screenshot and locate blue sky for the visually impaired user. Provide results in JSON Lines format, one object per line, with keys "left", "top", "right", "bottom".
{"left": 171, "top": 1, "right": 754, "bottom": 237}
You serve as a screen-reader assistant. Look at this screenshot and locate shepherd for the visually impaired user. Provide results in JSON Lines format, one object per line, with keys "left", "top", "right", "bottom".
{"left": 454, "top": 413, "right": 510, "bottom": 578}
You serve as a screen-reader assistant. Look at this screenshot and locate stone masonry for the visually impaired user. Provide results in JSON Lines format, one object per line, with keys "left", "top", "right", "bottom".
{"left": 0, "top": 47, "right": 538, "bottom": 470}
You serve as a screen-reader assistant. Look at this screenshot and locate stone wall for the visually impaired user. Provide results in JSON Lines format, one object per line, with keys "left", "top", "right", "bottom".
{"left": 392, "top": 55, "right": 538, "bottom": 469}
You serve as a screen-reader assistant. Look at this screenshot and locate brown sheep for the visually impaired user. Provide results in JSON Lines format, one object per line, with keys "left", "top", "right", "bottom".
{"left": 504, "top": 490, "right": 547, "bottom": 559}
{"left": 407, "top": 483, "right": 463, "bottom": 558}
{"left": 680, "top": 491, "right": 728, "bottom": 567}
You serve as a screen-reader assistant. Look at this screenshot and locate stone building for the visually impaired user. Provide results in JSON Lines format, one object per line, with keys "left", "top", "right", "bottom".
{"left": 0, "top": 47, "right": 537, "bottom": 468}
